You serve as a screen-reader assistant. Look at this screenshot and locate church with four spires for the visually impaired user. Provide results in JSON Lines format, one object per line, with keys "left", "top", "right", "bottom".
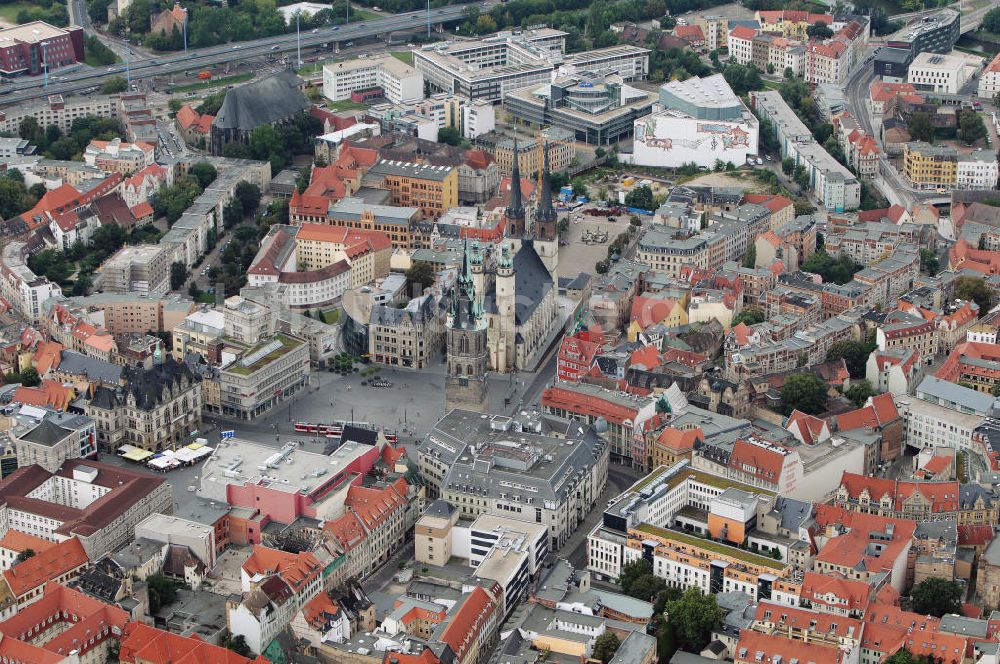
{"left": 445, "top": 143, "right": 564, "bottom": 412}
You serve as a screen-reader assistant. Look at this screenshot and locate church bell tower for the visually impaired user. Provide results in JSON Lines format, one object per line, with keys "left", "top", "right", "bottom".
{"left": 445, "top": 241, "right": 489, "bottom": 413}
{"left": 533, "top": 143, "right": 559, "bottom": 276}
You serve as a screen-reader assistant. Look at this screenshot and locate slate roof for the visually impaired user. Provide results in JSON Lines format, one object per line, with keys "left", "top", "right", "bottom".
{"left": 511, "top": 240, "right": 553, "bottom": 325}
{"left": 122, "top": 359, "right": 199, "bottom": 412}
{"left": 20, "top": 419, "right": 72, "bottom": 447}
{"left": 57, "top": 350, "right": 123, "bottom": 384}
{"left": 213, "top": 71, "right": 310, "bottom": 132}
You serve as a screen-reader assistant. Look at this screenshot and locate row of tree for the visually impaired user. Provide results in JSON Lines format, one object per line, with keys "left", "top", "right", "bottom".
{"left": 220, "top": 113, "right": 322, "bottom": 173}
{"left": 18, "top": 115, "right": 125, "bottom": 163}
{"left": 152, "top": 162, "right": 219, "bottom": 225}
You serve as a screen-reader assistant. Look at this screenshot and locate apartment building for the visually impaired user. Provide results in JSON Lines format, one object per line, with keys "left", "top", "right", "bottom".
{"left": 956, "top": 152, "right": 999, "bottom": 190}
{"left": 750, "top": 90, "right": 860, "bottom": 211}
{"left": 0, "top": 460, "right": 172, "bottom": 560}
{"left": 365, "top": 160, "right": 458, "bottom": 220}
{"left": 322, "top": 56, "right": 424, "bottom": 104}
{"left": 978, "top": 51, "right": 1000, "bottom": 99}
{"left": 368, "top": 295, "right": 446, "bottom": 370}
{"left": 903, "top": 141, "right": 957, "bottom": 189}
{"left": 897, "top": 376, "right": 993, "bottom": 457}
{"left": 83, "top": 138, "right": 156, "bottom": 175}
{"left": 95, "top": 244, "right": 171, "bottom": 297}
{"left": 228, "top": 546, "right": 324, "bottom": 653}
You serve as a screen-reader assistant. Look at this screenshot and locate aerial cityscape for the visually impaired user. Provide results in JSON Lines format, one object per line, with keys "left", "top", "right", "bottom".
{"left": 0, "top": 0, "right": 999, "bottom": 662}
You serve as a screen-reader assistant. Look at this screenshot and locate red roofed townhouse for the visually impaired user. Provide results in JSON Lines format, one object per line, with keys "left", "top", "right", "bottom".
{"left": 728, "top": 26, "right": 757, "bottom": 65}
{"left": 120, "top": 621, "right": 269, "bottom": 664}
{"left": 629, "top": 293, "right": 686, "bottom": 336}
{"left": 322, "top": 511, "right": 370, "bottom": 589}
{"left": 438, "top": 584, "right": 501, "bottom": 664}
{"left": 832, "top": 472, "right": 992, "bottom": 525}
{"left": 150, "top": 2, "right": 187, "bottom": 35}
{"left": 344, "top": 478, "right": 411, "bottom": 572}
{"left": 122, "top": 163, "right": 171, "bottom": 208}
{"left": 723, "top": 437, "right": 801, "bottom": 495}
{"left": 0, "top": 537, "right": 88, "bottom": 616}
{"left": 806, "top": 39, "right": 850, "bottom": 86}
{"left": 936, "top": 341, "right": 1000, "bottom": 393}
{"left": 913, "top": 453, "right": 953, "bottom": 481}
{"left": 812, "top": 504, "right": 915, "bottom": 592}
{"left": 861, "top": 604, "right": 968, "bottom": 664}
{"left": 786, "top": 410, "right": 830, "bottom": 445}
{"left": 30, "top": 339, "right": 64, "bottom": 376}
{"left": 12, "top": 379, "right": 75, "bottom": 411}
{"left": 869, "top": 81, "right": 919, "bottom": 115}
{"left": 381, "top": 596, "right": 447, "bottom": 639}
{"left": 83, "top": 138, "right": 156, "bottom": 175}
{"left": 557, "top": 333, "right": 602, "bottom": 382}
{"left": 743, "top": 193, "right": 795, "bottom": 230}
{"left": 0, "top": 582, "right": 128, "bottom": 662}
{"left": 231, "top": 545, "right": 324, "bottom": 653}
{"left": 291, "top": 591, "right": 351, "bottom": 649}
{"left": 799, "top": 571, "right": 876, "bottom": 618}
{"left": 175, "top": 104, "right": 215, "bottom": 145}
{"left": 866, "top": 347, "right": 923, "bottom": 397}
{"left": 750, "top": 601, "right": 864, "bottom": 649}
{"left": 949, "top": 238, "right": 1000, "bottom": 276}
{"left": 833, "top": 392, "right": 904, "bottom": 461}
{"left": 648, "top": 424, "right": 703, "bottom": 468}
{"left": 756, "top": 10, "right": 834, "bottom": 39}
{"left": 674, "top": 24, "right": 706, "bottom": 48}
{"left": 735, "top": 628, "right": 849, "bottom": 664}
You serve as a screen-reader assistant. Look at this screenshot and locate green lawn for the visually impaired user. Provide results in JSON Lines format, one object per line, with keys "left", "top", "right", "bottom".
{"left": 762, "top": 80, "right": 781, "bottom": 90}
{"left": 321, "top": 309, "right": 341, "bottom": 324}
{"left": 0, "top": 1, "right": 35, "bottom": 22}
{"left": 391, "top": 51, "right": 414, "bottom": 65}
{"left": 348, "top": 5, "right": 379, "bottom": 20}
{"left": 170, "top": 72, "right": 255, "bottom": 93}
{"left": 324, "top": 98, "right": 369, "bottom": 111}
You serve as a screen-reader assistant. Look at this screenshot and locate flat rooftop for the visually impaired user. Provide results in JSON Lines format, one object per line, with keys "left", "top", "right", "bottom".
{"left": 197, "top": 437, "right": 374, "bottom": 501}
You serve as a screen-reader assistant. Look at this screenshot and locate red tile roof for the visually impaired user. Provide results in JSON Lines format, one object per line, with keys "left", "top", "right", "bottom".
{"left": 728, "top": 438, "right": 787, "bottom": 484}
{"left": 834, "top": 393, "right": 898, "bottom": 432}
{"left": 324, "top": 511, "right": 368, "bottom": 552}
{"left": 813, "top": 505, "right": 915, "bottom": 574}
{"left": 439, "top": 585, "right": 499, "bottom": 663}
{"left": 0, "top": 582, "right": 129, "bottom": 658}
{"left": 837, "top": 472, "right": 960, "bottom": 514}
{"left": 656, "top": 426, "right": 703, "bottom": 453}
{"left": 542, "top": 385, "right": 638, "bottom": 426}
{"left": 3, "top": 537, "right": 87, "bottom": 598}
{"left": 800, "top": 571, "right": 873, "bottom": 613}
{"left": 243, "top": 546, "right": 322, "bottom": 593}
{"left": 119, "top": 621, "right": 269, "bottom": 664}
{"left": 786, "top": 410, "right": 827, "bottom": 445}
{"left": 730, "top": 26, "right": 757, "bottom": 40}
{"left": 0, "top": 529, "right": 58, "bottom": 556}
{"left": 12, "top": 379, "right": 75, "bottom": 410}
{"left": 345, "top": 481, "right": 408, "bottom": 531}
{"left": 736, "top": 628, "right": 846, "bottom": 664}
{"left": 958, "top": 524, "right": 993, "bottom": 547}
{"left": 753, "top": 601, "right": 863, "bottom": 640}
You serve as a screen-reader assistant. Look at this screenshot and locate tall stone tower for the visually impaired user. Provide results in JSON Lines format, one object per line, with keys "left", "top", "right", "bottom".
{"left": 495, "top": 241, "right": 516, "bottom": 372}
{"left": 533, "top": 143, "right": 559, "bottom": 276}
{"left": 505, "top": 137, "right": 527, "bottom": 238}
{"left": 445, "top": 241, "right": 489, "bottom": 413}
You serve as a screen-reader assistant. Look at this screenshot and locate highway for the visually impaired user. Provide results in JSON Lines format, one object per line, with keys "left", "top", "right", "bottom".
{"left": 1, "top": 2, "right": 493, "bottom": 105}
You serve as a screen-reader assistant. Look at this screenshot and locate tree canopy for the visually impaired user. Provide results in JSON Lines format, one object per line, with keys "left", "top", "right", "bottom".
{"left": 780, "top": 373, "right": 829, "bottom": 416}
{"left": 825, "top": 339, "right": 874, "bottom": 378}
{"left": 955, "top": 276, "right": 992, "bottom": 315}
{"left": 910, "top": 578, "right": 963, "bottom": 617}
{"left": 593, "top": 632, "right": 620, "bottom": 664}
{"left": 732, "top": 306, "right": 765, "bottom": 328}
{"left": 625, "top": 185, "right": 654, "bottom": 211}
{"left": 664, "top": 588, "right": 723, "bottom": 653}
{"left": 801, "top": 249, "right": 862, "bottom": 285}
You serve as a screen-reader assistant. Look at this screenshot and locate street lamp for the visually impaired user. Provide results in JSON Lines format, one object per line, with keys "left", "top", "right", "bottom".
{"left": 40, "top": 41, "right": 49, "bottom": 89}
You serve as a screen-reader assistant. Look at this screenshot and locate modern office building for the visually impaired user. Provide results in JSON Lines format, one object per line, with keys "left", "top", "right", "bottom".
{"left": 559, "top": 45, "right": 650, "bottom": 81}
{"left": 0, "top": 22, "right": 84, "bottom": 77}
{"left": 874, "top": 47, "right": 914, "bottom": 82}
{"left": 907, "top": 51, "right": 974, "bottom": 94}
{"left": 322, "top": 56, "right": 424, "bottom": 104}
{"left": 418, "top": 410, "right": 609, "bottom": 550}
{"left": 628, "top": 74, "right": 759, "bottom": 169}
{"left": 504, "top": 75, "right": 656, "bottom": 145}
{"left": 413, "top": 30, "right": 566, "bottom": 102}
{"left": 886, "top": 9, "right": 960, "bottom": 56}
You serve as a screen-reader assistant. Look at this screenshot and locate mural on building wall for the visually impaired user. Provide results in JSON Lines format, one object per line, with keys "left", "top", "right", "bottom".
{"left": 636, "top": 117, "right": 751, "bottom": 151}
